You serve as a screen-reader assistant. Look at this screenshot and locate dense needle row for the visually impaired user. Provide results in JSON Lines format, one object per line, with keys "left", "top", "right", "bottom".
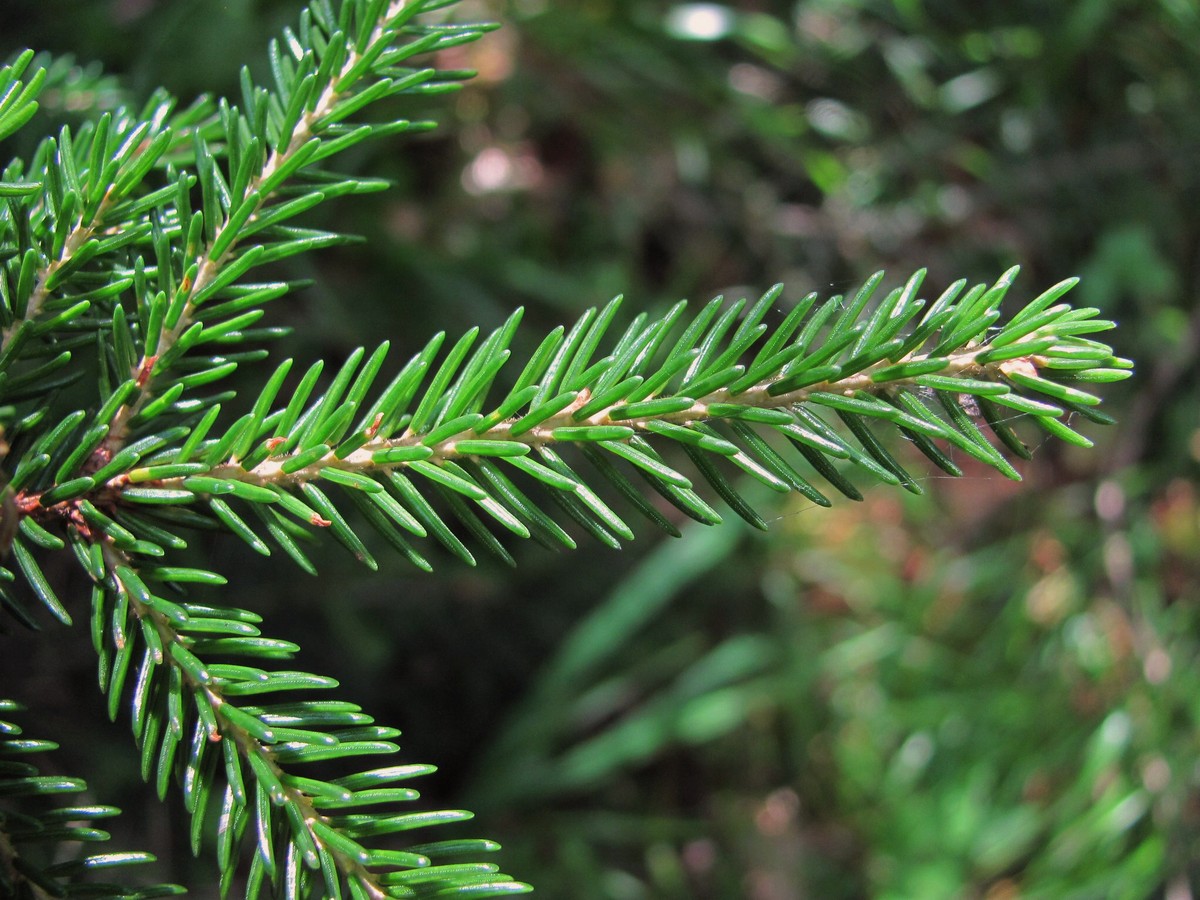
{"left": 79, "top": 267, "right": 1126, "bottom": 571}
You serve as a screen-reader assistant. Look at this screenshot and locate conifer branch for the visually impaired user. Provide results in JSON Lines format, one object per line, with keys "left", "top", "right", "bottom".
{"left": 1, "top": 269, "right": 1129, "bottom": 580}
{"left": 0, "top": 267, "right": 1129, "bottom": 600}
{"left": 0, "top": 267, "right": 1124, "bottom": 579}
{"left": 0, "top": 0, "right": 1135, "bottom": 895}
{"left": 87, "top": 538, "right": 526, "bottom": 898}
{"left": 104, "top": 1, "right": 494, "bottom": 448}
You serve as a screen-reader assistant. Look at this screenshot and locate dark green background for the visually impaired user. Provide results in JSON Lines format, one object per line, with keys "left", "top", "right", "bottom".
{"left": 2, "top": 1, "right": 1197, "bottom": 896}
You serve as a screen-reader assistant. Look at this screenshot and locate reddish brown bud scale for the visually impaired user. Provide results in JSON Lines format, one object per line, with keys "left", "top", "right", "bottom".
{"left": 137, "top": 355, "right": 159, "bottom": 388}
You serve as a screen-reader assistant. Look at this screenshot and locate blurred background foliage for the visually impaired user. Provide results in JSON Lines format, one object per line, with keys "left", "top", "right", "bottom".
{"left": 2, "top": 0, "right": 1199, "bottom": 897}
